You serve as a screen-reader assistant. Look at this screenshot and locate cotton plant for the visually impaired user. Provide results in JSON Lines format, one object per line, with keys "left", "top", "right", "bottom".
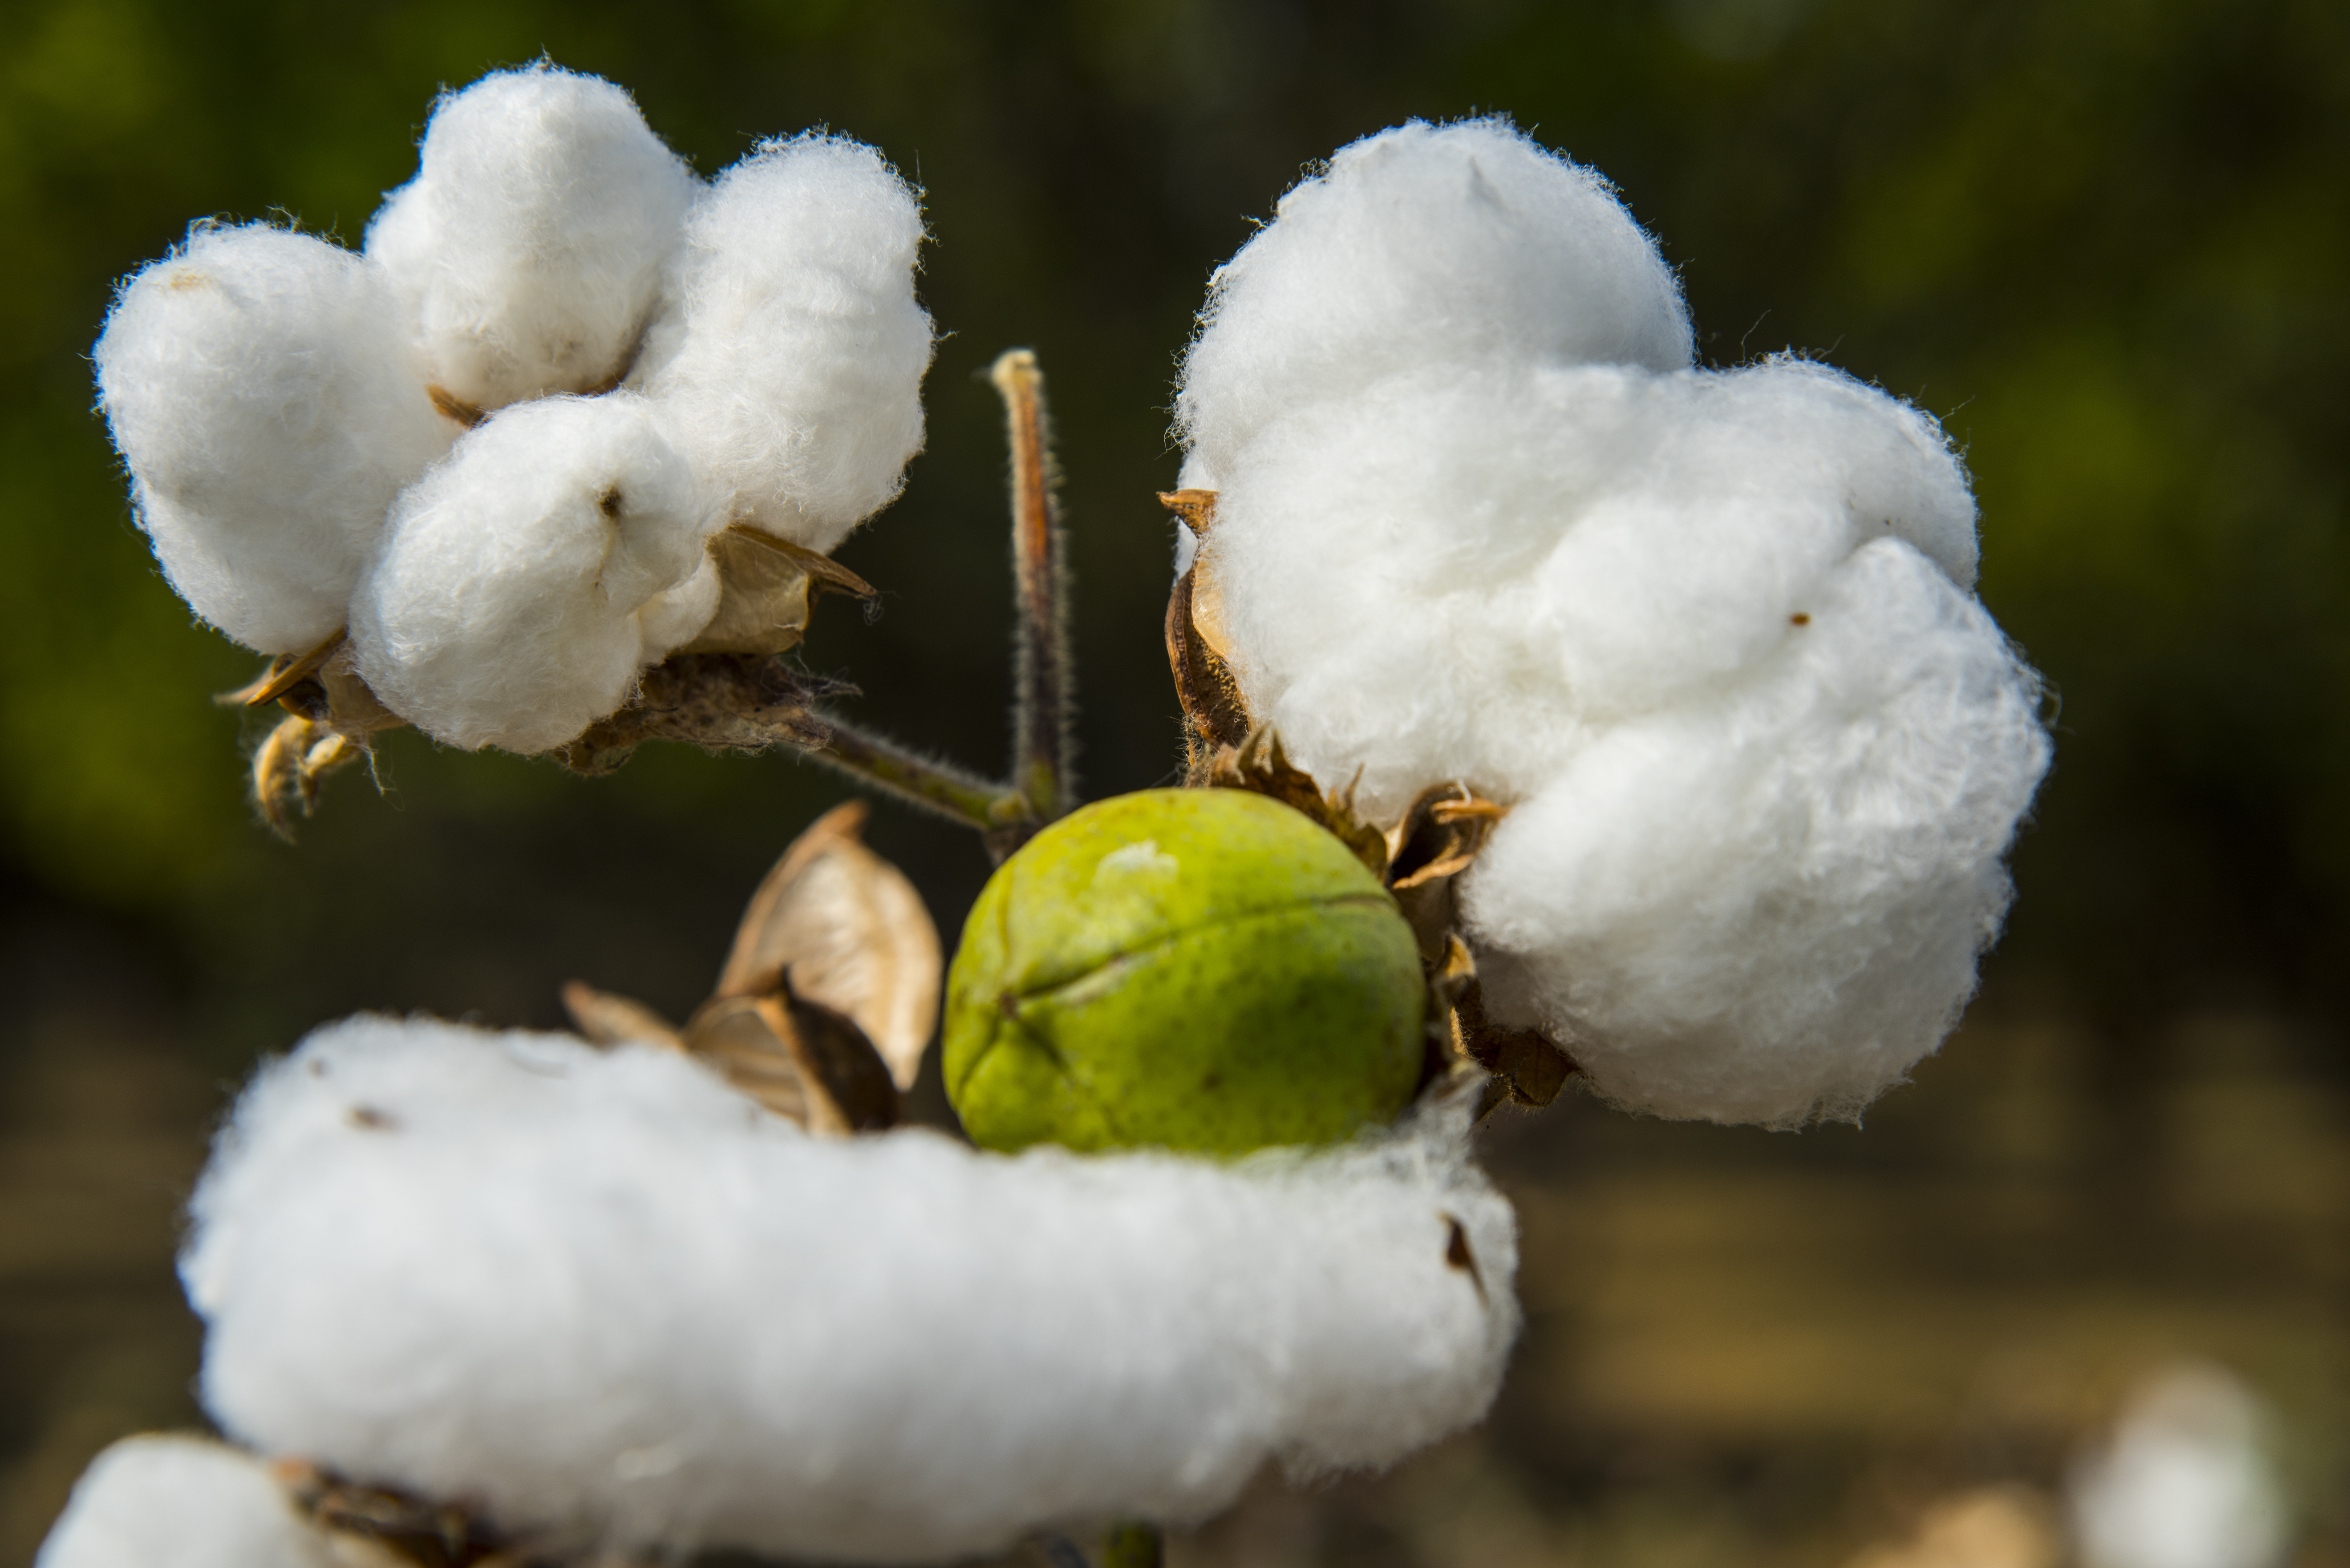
{"left": 1163, "top": 117, "right": 2052, "bottom": 1128}
{"left": 93, "top": 63, "right": 932, "bottom": 827}
{"left": 49, "top": 84, "right": 2048, "bottom": 1568}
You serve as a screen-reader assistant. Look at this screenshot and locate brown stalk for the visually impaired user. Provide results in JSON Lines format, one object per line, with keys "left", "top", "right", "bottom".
{"left": 993, "top": 349, "right": 1075, "bottom": 838}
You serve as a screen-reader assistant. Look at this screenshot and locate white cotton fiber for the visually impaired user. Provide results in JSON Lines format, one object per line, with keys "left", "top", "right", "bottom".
{"left": 367, "top": 65, "right": 700, "bottom": 411}
{"left": 1178, "top": 120, "right": 2049, "bottom": 1126}
{"left": 1462, "top": 539, "right": 2046, "bottom": 1124}
{"left": 2071, "top": 1365, "right": 2290, "bottom": 1568}
{"left": 631, "top": 134, "right": 932, "bottom": 552}
{"left": 93, "top": 224, "right": 456, "bottom": 653}
{"left": 349, "top": 392, "right": 717, "bottom": 752}
{"left": 36, "top": 1435, "right": 336, "bottom": 1568}
{"left": 183, "top": 1016, "right": 1517, "bottom": 1564}
{"left": 1177, "top": 118, "right": 1693, "bottom": 487}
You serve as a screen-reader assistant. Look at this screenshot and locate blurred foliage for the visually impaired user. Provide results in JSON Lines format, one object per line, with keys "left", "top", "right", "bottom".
{"left": 0, "top": 0, "right": 2344, "bottom": 1047}
{"left": 0, "top": 0, "right": 2346, "bottom": 1560}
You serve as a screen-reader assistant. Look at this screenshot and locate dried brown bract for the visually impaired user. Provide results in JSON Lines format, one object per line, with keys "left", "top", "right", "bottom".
{"left": 276, "top": 1459, "right": 521, "bottom": 1568}
{"left": 1206, "top": 726, "right": 1388, "bottom": 877}
{"left": 678, "top": 523, "right": 876, "bottom": 658}
{"left": 715, "top": 799, "right": 941, "bottom": 1089}
{"left": 562, "top": 800, "right": 941, "bottom": 1135}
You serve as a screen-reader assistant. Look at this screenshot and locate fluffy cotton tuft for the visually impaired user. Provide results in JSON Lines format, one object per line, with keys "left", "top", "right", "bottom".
{"left": 1179, "top": 121, "right": 2048, "bottom": 1128}
{"left": 349, "top": 392, "right": 717, "bottom": 752}
{"left": 1177, "top": 118, "right": 1692, "bottom": 487}
{"left": 183, "top": 1015, "right": 1516, "bottom": 1564}
{"left": 2070, "top": 1365, "right": 2290, "bottom": 1568}
{"left": 631, "top": 135, "right": 932, "bottom": 552}
{"left": 367, "top": 65, "right": 700, "bottom": 411}
{"left": 36, "top": 1435, "right": 338, "bottom": 1568}
{"left": 93, "top": 224, "right": 456, "bottom": 653}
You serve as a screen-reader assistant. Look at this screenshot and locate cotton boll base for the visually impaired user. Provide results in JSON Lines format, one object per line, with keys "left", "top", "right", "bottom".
{"left": 350, "top": 393, "right": 716, "bottom": 753}
{"left": 36, "top": 1435, "right": 349, "bottom": 1568}
{"left": 367, "top": 66, "right": 700, "bottom": 411}
{"left": 182, "top": 1017, "right": 1516, "bottom": 1564}
{"left": 93, "top": 224, "right": 456, "bottom": 653}
{"left": 632, "top": 135, "right": 932, "bottom": 553}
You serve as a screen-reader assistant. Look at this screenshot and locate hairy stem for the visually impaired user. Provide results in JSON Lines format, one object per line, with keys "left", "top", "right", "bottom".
{"left": 994, "top": 348, "right": 1077, "bottom": 834}
{"left": 801, "top": 710, "right": 1026, "bottom": 834}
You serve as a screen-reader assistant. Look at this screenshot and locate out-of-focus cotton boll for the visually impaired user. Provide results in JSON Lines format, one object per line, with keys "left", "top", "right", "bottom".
{"left": 36, "top": 1435, "right": 336, "bottom": 1568}
{"left": 632, "top": 135, "right": 932, "bottom": 554}
{"left": 367, "top": 65, "right": 699, "bottom": 411}
{"left": 349, "top": 393, "right": 714, "bottom": 753}
{"left": 1177, "top": 118, "right": 1693, "bottom": 486}
{"left": 1462, "top": 539, "right": 2047, "bottom": 1124}
{"left": 2071, "top": 1365, "right": 2291, "bottom": 1568}
{"left": 183, "top": 1016, "right": 1516, "bottom": 1564}
{"left": 92, "top": 224, "right": 455, "bottom": 653}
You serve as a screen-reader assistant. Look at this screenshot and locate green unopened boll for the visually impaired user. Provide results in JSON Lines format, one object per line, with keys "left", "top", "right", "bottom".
{"left": 944, "top": 788, "right": 1426, "bottom": 1155}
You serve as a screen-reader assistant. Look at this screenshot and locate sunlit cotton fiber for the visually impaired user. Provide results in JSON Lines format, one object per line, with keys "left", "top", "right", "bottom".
{"left": 349, "top": 392, "right": 717, "bottom": 753}
{"left": 1176, "top": 117, "right": 1692, "bottom": 490}
{"left": 1178, "top": 121, "right": 2049, "bottom": 1127}
{"left": 631, "top": 134, "right": 933, "bottom": 553}
{"left": 36, "top": 1435, "right": 342, "bottom": 1568}
{"left": 93, "top": 224, "right": 455, "bottom": 654}
{"left": 182, "top": 1016, "right": 1518, "bottom": 1564}
{"left": 367, "top": 65, "right": 699, "bottom": 411}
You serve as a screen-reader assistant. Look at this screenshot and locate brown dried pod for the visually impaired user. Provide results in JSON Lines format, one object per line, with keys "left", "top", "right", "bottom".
{"left": 680, "top": 523, "right": 877, "bottom": 658}
{"left": 275, "top": 1459, "right": 514, "bottom": 1568}
{"left": 557, "top": 980, "right": 685, "bottom": 1053}
{"left": 679, "top": 982, "right": 900, "bottom": 1135}
{"left": 716, "top": 799, "right": 942, "bottom": 1090}
{"left": 1453, "top": 976, "right": 1574, "bottom": 1110}
{"left": 1384, "top": 783, "right": 1508, "bottom": 965}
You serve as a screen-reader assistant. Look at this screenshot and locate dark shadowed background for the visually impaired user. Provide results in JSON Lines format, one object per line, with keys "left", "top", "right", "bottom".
{"left": 1, "top": 1, "right": 2344, "bottom": 1563}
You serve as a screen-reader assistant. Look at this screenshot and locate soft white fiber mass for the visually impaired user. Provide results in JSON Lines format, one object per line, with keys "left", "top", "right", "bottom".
{"left": 93, "top": 224, "right": 456, "bottom": 653}
{"left": 367, "top": 65, "right": 699, "bottom": 411}
{"left": 2071, "top": 1365, "right": 2290, "bottom": 1568}
{"left": 183, "top": 1015, "right": 1517, "bottom": 1564}
{"left": 631, "top": 135, "right": 932, "bottom": 552}
{"left": 36, "top": 1435, "right": 336, "bottom": 1568}
{"left": 349, "top": 392, "right": 717, "bottom": 752}
{"left": 1179, "top": 120, "right": 2049, "bottom": 1127}
{"left": 1177, "top": 118, "right": 1693, "bottom": 489}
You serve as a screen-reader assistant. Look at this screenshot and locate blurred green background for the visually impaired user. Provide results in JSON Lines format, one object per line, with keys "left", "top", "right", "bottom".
{"left": 0, "top": 0, "right": 2344, "bottom": 1563}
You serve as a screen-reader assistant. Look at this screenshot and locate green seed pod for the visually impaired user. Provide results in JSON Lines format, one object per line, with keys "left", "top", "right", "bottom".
{"left": 944, "top": 788, "right": 1425, "bottom": 1154}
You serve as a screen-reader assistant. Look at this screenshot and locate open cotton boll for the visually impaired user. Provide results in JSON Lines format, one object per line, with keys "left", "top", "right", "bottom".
{"left": 367, "top": 65, "right": 699, "bottom": 411}
{"left": 183, "top": 1016, "right": 1517, "bottom": 1564}
{"left": 36, "top": 1435, "right": 342, "bottom": 1568}
{"left": 632, "top": 134, "right": 933, "bottom": 553}
{"left": 1461, "top": 539, "right": 2049, "bottom": 1125}
{"left": 349, "top": 393, "right": 716, "bottom": 753}
{"left": 1177, "top": 117, "right": 1693, "bottom": 486}
{"left": 1205, "top": 358, "right": 1982, "bottom": 824}
{"left": 93, "top": 224, "right": 456, "bottom": 653}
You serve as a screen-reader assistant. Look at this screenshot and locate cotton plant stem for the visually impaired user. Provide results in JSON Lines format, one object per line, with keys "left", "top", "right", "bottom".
{"left": 798, "top": 710, "right": 1028, "bottom": 835}
{"left": 993, "top": 349, "right": 1077, "bottom": 832}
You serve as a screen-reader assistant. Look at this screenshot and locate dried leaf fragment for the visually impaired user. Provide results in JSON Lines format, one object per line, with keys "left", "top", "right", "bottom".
{"left": 558, "top": 980, "right": 685, "bottom": 1053}
{"left": 251, "top": 717, "right": 363, "bottom": 840}
{"left": 681, "top": 524, "right": 877, "bottom": 657}
{"left": 717, "top": 800, "right": 942, "bottom": 1090}
{"left": 1454, "top": 978, "right": 1574, "bottom": 1109}
{"left": 681, "top": 981, "right": 900, "bottom": 1134}
{"left": 276, "top": 1459, "right": 510, "bottom": 1568}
